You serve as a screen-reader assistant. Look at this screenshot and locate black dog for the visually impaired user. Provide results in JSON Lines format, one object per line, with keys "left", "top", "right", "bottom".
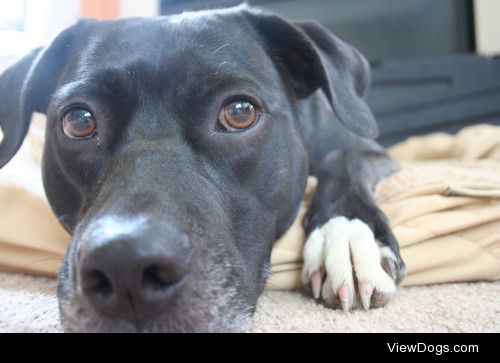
{"left": 0, "top": 5, "right": 405, "bottom": 332}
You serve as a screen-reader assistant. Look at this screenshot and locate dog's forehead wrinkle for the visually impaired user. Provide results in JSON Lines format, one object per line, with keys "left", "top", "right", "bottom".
{"left": 53, "top": 79, "right": 88, "bottom": 102}
{"left": 53, "top": 68, "right": 134, "bottom": 105}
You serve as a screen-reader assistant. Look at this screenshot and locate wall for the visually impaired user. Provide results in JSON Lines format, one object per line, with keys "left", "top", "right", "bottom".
{"left": 120, "top": 0, "right": 160, "bottom": 18}
{"left": 25, "top": 0, "right": 80, "bottom": 46}
{"left": 17, "top": 0, "right": 159, "bottom": 50}
{"left": 474, "top": 0, "right": 500, "bottom": 55}
{"left": 81, "top": 0, "right": 119, "bottom": 19}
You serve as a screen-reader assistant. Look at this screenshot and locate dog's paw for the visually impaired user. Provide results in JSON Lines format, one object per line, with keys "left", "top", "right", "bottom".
{"left": 302, "top": 216, "right": 400, "bottom": 311}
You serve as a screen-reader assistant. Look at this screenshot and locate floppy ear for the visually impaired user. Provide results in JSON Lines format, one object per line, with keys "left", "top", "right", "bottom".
{"left": 246, "top": 12, "right": 378, "bottom": 138}
{"left": 0, "top": 24, "right": 81, "bottom": 168}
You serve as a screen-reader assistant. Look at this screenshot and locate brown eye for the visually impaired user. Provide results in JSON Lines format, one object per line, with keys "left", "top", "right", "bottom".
{"left": 62, "top": 108, "right": 97, "bottom": 139}
{"left": 218, "top": 100, "right": 259, "bottom": 131}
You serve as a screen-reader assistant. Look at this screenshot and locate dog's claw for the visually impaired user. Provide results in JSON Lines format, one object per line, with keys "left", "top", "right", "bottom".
{"left": 338, "top": 284, "right": 352, "bottom": 312}
{"left": 382, "top": 257, "right": 398, "bottom": 281}
{"left": 311, "top": 271, "right": 323, "bottom": 299}
{"left": 360, "top": 283, "right": 374, "bottom": 311}
{"left": 302, "top": 217, "right": 400, "bottom": 311}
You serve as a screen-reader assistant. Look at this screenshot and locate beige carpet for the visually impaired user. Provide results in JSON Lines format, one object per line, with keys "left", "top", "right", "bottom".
{"left": 0, "top": 272, "right": 498, "bottom": 333}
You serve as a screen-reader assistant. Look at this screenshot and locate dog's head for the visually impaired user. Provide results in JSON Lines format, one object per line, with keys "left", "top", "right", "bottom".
{"left": 0, "top": 5, "right": 376, "bottom": 332}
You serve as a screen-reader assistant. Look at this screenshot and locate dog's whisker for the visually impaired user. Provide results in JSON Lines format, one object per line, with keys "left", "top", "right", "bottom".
{"left": 18, "top": 257, "right": 62, "bottom": 270}
{"left": 57, "top": 214, "right": 73, "bottom": 223}
{"left": 259, "top": 291, "right": 283, "bottom": 307}
{"left": 212, "top": 43, "right": 231, "bottom": 55}
{"left": 263, "top": 281, "right": 284, "bottom": 290}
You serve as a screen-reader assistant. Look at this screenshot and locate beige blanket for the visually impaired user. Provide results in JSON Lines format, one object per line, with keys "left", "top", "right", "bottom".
{"left": 1, "top": 117, "right": 500, "bottom": 288}
{"left": 269, "top": 124, "right": 500, "bottom": 289}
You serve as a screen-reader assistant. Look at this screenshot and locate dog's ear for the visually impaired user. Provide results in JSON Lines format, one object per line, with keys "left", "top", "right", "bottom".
{"left": 0, "top": 23, "right": 84, "bottom": 168}
{"left": 246, "top": 12, "right": 378, "bottom": 138}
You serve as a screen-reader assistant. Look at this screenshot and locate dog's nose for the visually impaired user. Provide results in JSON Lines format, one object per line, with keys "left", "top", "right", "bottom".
{"left": 77, "top": 221, "right": 191, "bottom": 323}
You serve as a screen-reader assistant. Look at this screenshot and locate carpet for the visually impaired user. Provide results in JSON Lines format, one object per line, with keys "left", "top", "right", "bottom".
{"left": 0, "top": 272, "right": 498, "bottom": 333}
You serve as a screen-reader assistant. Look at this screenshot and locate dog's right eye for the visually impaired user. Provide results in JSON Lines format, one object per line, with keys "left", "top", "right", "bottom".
{"left": 62, "top": 108, "right": 97, "bottom": 140}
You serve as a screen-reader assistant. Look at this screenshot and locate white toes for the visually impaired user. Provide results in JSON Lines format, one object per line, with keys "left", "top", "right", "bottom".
{"left": 302, "top": 217, "right": 397, "bottom": 311}
{"left": 322, "top": 217, "right": 355, "bottom": 310}
{"left": 301, "top": 228, "right": 326, "bottom": 286}
{"left": 349, "top": 219, "right": 396, "bottom": 296}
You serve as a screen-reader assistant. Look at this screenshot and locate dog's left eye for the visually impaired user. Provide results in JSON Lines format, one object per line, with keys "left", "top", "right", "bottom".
{"left": 62, "top": 108, "right": 97, "bottom": 139}
{"left": 218, "top": 100, "right": 260, "bottom": 131}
